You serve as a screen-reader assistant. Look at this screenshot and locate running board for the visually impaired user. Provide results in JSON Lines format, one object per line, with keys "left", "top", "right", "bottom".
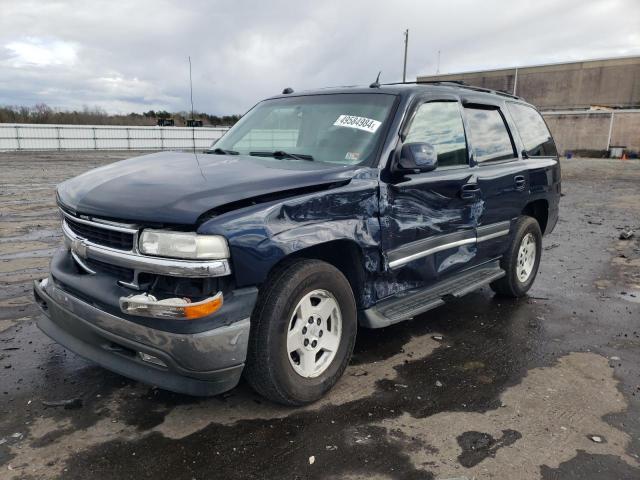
{"left": 361, "top": 262, "right": 505, "bottom": 329}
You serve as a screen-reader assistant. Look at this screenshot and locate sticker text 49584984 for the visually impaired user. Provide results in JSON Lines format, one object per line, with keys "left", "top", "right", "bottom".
{"left": 333, "top": 115, "right": 382, "bottom": 133}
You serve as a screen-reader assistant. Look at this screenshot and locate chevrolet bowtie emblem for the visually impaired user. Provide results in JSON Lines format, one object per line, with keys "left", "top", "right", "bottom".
{"left": 71, "top": 238, "right": 88, "bottom": 258}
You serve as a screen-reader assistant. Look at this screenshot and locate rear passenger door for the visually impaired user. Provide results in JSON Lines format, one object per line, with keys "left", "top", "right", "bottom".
{"left": 462, "top": 101, "right": 529, "bottom": 260}
{"left": 505, "top": 101, "right": 560, "bottom": 232}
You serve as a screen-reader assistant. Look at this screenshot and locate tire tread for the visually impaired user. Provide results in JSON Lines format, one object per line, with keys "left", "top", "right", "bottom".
{"left": 490, "top": 216, "right": 542, "bottom": 297}
{"left": 244, "top": 259, "right": 356, "bottom": 405}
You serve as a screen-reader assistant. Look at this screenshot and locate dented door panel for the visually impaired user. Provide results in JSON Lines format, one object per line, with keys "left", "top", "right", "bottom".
{"left": 379, "top": 166, "right": 482, "bottom": 289}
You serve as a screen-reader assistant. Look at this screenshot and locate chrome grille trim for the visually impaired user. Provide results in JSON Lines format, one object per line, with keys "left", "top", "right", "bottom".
{"left": 61, "top": 210, "right": 138, "bottom": 252}
{"left": 60, "top": 210, "right": 139, "bottom": 235}
{"left": 61, "top": 218, "right": 231, "bottom": 278}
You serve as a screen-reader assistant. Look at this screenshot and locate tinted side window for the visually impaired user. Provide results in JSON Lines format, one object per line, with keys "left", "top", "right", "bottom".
{"left": 464, "top": 108, "right": 516, "bottom": 163}
{"left": 405, "top": 102, "right": 468, "bottom": 167}
{"left": 507, "top": 103, "right": 558, "bottom": 157}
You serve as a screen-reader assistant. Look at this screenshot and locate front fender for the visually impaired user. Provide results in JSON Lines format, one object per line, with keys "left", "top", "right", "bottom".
{"left": 198, "top": 177, "right": 381, "bottom": 288}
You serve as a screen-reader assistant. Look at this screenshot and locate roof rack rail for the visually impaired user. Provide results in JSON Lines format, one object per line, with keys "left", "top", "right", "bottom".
{"left": 386, "top": 80, "right": 522, "bottom": 100}
{"left": 449, "top": 83, "right": 521, "bottom": 100}
{"left": 381, "top": 80, "right": 463, "bottom": 86}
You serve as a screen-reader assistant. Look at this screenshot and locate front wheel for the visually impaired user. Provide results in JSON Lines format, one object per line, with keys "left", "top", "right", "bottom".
{"left": 244, "top": 259, "right": 357, "bottom": 406}
{"left": 490, "top": 216, "right": 542, "bottom": 297}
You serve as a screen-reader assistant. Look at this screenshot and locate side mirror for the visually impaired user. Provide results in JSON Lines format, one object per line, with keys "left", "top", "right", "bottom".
{"left": 397, "top": 142, "right": 438, "bottom": 172}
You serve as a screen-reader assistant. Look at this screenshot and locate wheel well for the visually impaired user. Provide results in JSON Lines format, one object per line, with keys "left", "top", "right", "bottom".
{"left": 268, "top": 240, "right": 367, "bottom": 308}
{"left": 522, "top": 199, "right": 549, "bottom": 234}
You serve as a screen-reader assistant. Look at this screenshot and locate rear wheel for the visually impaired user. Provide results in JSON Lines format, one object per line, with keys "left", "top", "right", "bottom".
{"left": 490, "top": 216, "right": 542, "bottom": 297}
{"left": 244, "top": 259, "right": 357, "bottom": 405}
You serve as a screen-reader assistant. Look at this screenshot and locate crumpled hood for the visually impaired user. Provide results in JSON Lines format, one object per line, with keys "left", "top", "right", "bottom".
{"left": 57, "top": 151, "right": 356, "bottom": 225}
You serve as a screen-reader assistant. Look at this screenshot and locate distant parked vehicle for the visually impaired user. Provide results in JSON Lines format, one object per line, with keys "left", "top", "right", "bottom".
{"left": 34, "top": 82, "right": 560, "bottom": 405}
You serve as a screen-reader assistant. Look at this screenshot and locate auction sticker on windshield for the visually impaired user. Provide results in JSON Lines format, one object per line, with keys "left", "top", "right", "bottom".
{"left": 333, "top": 115, "right": 381, "bottom": 133}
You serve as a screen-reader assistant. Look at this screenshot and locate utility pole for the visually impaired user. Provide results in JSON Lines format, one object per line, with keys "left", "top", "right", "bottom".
{"left": 436, "top": 50, "right": 441, "bottom": 74}
{"left": 188, "top": 56, "right": 195, "bottom": 121}
{"left": 402, "top": 29, "right": 409, "bottom": 82}
{"left": 188, "top": 56, "right": 196, "bottom": 154}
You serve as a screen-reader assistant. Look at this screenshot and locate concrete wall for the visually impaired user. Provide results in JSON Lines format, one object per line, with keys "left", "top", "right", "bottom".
{"left": 543, "top": 112, "right": 611, "bottom": 154}
{"left": 417, "top": 56, "right": 640, "bottom": 110}
{"left": 542, "top": 111, "right": 639, "bottom": 156}
{"left": 417, "top": 57, "right": 640, "bottom": 156}
{"left": 610, "top": 112, "right": 640, "bottom": 150}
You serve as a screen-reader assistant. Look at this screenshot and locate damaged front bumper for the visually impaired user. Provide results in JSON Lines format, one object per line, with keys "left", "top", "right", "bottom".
{"left": 33, "top": 276, "right": 256, "bottom": 396}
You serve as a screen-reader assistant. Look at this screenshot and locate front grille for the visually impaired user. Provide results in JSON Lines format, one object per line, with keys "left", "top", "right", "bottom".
{"left": 84, "top": 258, "right": 134, "bottom": 282}
{"left": 65, "top": 217, "right": 134, "bottom": 251}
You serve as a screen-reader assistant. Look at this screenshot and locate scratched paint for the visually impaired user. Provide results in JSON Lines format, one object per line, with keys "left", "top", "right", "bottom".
{"left": 54, "top": 151, "right": 557, "bottom": 314}
{"left": 200, "top": 164, "right": 490, "bottom": 308}
{"left": 438, "top": 245, "right": 477, "bottom": 273}
{"left": 199, "top": 169, "right": 385, "bottom": 305}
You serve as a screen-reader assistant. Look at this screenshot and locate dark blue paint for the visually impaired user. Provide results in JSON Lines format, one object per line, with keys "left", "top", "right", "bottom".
{"left": 57, "top": 152, "right": 357, "bottom": 225}
{"left": 56, "top": 84, "right": 561, "bottom": 310}
{"left": 380, "top": 168, "right": 481, "bottom": 284}
{"left": 198, "top": 172, "right": 382, "bottom": 293}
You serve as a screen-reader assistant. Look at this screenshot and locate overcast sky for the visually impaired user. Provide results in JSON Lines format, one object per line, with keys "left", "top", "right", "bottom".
{"left": 1, "top": 0, "right": 638, "bottom": 115}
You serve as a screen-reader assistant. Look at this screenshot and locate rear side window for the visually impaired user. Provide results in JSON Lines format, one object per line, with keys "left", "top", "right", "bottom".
{"left": 404, "top": 102, "right": 468, "bottom": 167}
{"left": 464, "top": 108, "right": 516, "bottom": 163}
{"left": 507, "top": 103, "right": 557, "bottom": 157}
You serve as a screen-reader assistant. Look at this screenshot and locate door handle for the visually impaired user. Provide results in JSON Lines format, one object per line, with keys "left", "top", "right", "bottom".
{"left": 514, "top": 175, "right": 526, "bottom": 190}
{"left": 460, "top": 183, "right": 480, "bottom": 200}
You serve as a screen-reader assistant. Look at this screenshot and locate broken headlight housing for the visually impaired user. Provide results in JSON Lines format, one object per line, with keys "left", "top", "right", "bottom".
{"left": 138, "top": 230, "right": 229, "bottom": 260}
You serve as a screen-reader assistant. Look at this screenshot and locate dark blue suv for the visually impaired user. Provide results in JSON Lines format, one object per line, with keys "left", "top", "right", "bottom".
{"left": 34, "top": 83, "right": 560, "bottom": 405}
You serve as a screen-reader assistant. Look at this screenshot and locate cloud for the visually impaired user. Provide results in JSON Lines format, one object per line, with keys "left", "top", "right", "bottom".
{"left": 5, "top": 37, "right": 78, "bottom": 67}
{"left": 0, "top": 0, "right": 638, "bottom": 115}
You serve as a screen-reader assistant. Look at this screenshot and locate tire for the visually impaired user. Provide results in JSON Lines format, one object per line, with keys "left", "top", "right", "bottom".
{"left": 490, "top": 216, "right": 542, "bottom": 297}
{"left": 244, "top": 259, "right": 357, "bottom": 406}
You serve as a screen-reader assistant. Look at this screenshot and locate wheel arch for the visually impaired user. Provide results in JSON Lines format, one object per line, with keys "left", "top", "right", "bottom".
{"left": 522, "top": 198, "right": 549, "bottom": 234}
{"left": 264, "top": 239, "right": 369, "bottom": 309}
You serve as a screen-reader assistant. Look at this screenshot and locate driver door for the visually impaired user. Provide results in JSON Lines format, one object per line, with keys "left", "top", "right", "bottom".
{"left": 381, "top": 98, "right": 481, "bottom": 288}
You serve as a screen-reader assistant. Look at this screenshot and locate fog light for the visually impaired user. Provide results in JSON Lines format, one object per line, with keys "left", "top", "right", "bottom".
{"left": 139, "top": 352, "right": 167, "bottom": 367}
{"left": 120, "top": 292, "right": 223, "bottom": 319}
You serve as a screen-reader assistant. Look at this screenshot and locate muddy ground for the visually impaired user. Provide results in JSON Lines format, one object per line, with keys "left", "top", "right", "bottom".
{"left": 1, "top": 152, "right": 639, "bottom": 480}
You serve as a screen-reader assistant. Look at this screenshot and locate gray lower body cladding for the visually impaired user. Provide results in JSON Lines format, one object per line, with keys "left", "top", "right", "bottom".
{"left": 33, "top": 277, "right": 253, "bottom": 396}
{"left": 361, "top": 260, "right": 505, "bottom": 328}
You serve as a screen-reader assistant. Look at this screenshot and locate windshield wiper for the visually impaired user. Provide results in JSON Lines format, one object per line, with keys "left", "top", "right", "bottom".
{"left": 250, "top": 150, "right": 314, "bottom": 161}
{"left": 208, "top": 148, "right": 239, "bottom": 155}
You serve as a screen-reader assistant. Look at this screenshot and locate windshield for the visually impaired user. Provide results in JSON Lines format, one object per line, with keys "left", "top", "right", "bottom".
{"left": 211, "top": 93, "right": 396, "bottom": 166}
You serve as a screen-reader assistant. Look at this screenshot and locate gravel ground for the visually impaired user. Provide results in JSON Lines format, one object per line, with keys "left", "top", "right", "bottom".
{"left": 1, "top": 151, "right": 639, "bottom": 479}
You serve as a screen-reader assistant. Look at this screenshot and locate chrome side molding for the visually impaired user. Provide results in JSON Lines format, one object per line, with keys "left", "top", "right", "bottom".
{"left": 388, "top": 237, "right": 476, "bottom": 269}
{"left": 388, "top": 220, "right": 512, "bottom": 270}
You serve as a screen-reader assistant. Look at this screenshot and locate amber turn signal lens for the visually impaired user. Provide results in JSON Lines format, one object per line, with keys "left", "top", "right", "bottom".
{"left": 183, "top": 294, "right": 224, "bottom": 319}
{"left": 120, "top": 292, "right": 223, "bottom": 320}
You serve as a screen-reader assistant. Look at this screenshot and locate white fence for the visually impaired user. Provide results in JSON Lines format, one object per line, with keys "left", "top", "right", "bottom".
{"left": 0, "top": 123, "right": 230, "bottom": 151}
{"left": 235, "top": 129, "right": 298, "bottom": 150}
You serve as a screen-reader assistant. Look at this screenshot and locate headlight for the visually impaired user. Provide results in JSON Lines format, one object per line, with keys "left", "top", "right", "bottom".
{"left": 139, "top": 230, "right": 229, "bottom": 260}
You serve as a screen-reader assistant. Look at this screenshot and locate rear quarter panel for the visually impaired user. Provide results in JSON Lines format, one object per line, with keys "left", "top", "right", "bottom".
{"left": 527, "top": 156, "right": 561, "bottom": 234}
